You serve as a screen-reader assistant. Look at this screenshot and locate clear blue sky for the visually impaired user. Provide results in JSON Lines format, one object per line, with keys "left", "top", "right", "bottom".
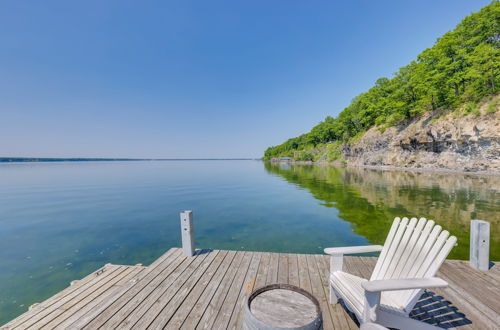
{"left": 0, "top": 0, "right": 491, "bottom": 158}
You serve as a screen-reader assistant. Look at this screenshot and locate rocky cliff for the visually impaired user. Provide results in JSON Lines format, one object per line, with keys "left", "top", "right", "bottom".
{"left": 341, "top": 97, "right": 500, "bottom": 173}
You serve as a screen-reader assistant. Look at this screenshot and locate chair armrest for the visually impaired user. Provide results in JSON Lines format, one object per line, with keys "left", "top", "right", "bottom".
{"left": 362, "top": 277, "right": 448, "bottom": 292}
{"left": 324, "top": 245, "right": 383, "bottom": 255}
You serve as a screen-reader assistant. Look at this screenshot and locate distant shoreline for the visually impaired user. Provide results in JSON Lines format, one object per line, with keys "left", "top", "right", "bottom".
{"left": 0, "top": 157, "right": 255, "bottom": 163}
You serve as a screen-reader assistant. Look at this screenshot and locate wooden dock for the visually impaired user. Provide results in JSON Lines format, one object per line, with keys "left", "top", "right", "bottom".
{"left": 2, "top": 248, "right": 499, "bottom": 329}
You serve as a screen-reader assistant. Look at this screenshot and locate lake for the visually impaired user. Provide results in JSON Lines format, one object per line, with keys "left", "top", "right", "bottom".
{"left": 0, "top": 160, "right": 498, "bottom": 324}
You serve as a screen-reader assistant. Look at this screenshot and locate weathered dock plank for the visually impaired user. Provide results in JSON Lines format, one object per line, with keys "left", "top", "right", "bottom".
{"left": 196, "top": 250, "right": 245, "bottom": 329}
{"left": 315, "top": 254, "right": 357, "bottom": 330}
{"left": 227, "top": 251, "right": 262, "bottom": 329}
{"left": 139, "top": 250, "right": 220, "bottom": 329}
{"left": 253, "top": 252, "right": 271, "bottom": 290}
{"left": 40, "top": 266, "right": 139, "bottom": 329}
{"left": 2, "top": 264, "right": 146, "bottom": 330}
{"left": 166, "top": 250, "right": 229, "bottom": 329}
{"left": 306, "top": 254, "right": 335, "bottom": 330}
{"left": 297, "top": 254, "right": 312, "bottom": 293}
{"left": 109, "top": 249, "right": 210, "bottom": 329}
{"left": 53, "top": 266, "right": 145, "bottom": 329}
{"left": 288, "top": 253, "right": 300, "bottom": 287}
{"left": 265, "top": 253, "right": 279, "bottom": 286}
{"left": 211, "top": 250, "right": 253, "bottom": 329}
{"left": 2, "top": 248, "right": 499, "bottom": 330}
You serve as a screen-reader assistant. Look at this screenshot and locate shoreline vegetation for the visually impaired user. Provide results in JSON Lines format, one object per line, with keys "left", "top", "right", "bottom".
{"left": 264, "top": 2, "right": 500, "bottom": 172}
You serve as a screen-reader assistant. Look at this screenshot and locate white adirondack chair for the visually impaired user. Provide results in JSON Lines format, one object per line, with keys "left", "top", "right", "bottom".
{"left": 325, "top": 217, "right": 457, "bottom": 330}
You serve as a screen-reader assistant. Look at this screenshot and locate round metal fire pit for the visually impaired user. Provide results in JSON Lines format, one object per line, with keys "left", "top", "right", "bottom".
{"left": 243, "top": 284, "right": 322, "bottom": 330}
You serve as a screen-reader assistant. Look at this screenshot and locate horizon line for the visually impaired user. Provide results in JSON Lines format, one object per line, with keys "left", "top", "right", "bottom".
{"left": 0, "top": 157, "right": 259, "bottom": 163}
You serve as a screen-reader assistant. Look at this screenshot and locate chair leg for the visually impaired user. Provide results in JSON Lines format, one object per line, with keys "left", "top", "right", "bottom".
{"left": 329, "top": 284, "right": 339, "bottom": 304}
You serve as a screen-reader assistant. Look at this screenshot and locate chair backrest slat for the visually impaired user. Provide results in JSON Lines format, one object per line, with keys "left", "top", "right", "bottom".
{"left": 416, "top": 231, "right": 450, "bottom": 278}
{"left": 398, "top": 220, "right": 435, "bottom": 279}
{"left": 398, "top": 230, "right": 449, "bottom": 306}
{"left": 403, "top": 235, "right": 457, "bottom": 312}
{"left": 390, "top": 218, "right": 427, "bottom": 279}
{"left": 425, "top": 235, "right": 457, "bottom": 277}
{"left": 405, "top": 225, "right": 442, "bottom": 278}
{"left": 385, "top": 217, "right": 418, "bottom": 279}
{"left": 372, "top": 217, "right": 409, "bottom": 280}
{"left": 370, "top": 217, "right": 401, "bottom": 279}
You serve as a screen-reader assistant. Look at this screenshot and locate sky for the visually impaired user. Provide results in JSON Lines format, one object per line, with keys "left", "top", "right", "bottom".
{"left": 0, "top": 0, "right": 491, "bottom": 158}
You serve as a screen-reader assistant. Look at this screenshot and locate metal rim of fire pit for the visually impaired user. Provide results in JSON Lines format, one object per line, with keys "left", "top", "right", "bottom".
{"left": 244, "top": 283, "right": 322, "bottom": 330}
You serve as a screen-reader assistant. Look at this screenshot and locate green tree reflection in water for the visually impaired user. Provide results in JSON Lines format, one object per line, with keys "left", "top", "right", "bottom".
{"left": 264, "top": 162, "right": 499, "bottom": 260}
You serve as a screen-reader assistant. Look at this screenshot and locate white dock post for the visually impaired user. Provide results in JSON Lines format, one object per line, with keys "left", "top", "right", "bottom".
{"left": 470, "top": 220, "right": 490, "bottom": 271}
{"left": 180, "top": 210, "right": 195, "bottom": 256}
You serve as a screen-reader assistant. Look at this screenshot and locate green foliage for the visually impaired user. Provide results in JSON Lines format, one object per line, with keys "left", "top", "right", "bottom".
{"left": 487, "top": 98, "right": 499, "bottom": 113}
{"left": 386, "top": 112, "right": 406, "bottom": 127}
{"left": 464, "top": 101, "right": 481, "bottom": 116}
{"left": 293, "top": 149, "right": 315, "bottom": 161}
{"left": 429, "top": 112, "right": 443, "bottom": 124}
{"left": 324, "top": 142, "right": 343, "bottom": 161}
{"left": 264, "top": 133, "right": 311, "bottom": 159}
{"left": 264, "top": 2, "right": 500, "bottom": 159}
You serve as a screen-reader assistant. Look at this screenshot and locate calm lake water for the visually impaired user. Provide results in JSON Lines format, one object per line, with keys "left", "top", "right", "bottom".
{"left": 0, "top": 160, "right": 498, "bottom": 324}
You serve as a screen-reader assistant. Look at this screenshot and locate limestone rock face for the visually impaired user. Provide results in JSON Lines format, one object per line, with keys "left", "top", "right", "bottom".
{"left": 342, "top": 99, "right": 500, "bottom": 173}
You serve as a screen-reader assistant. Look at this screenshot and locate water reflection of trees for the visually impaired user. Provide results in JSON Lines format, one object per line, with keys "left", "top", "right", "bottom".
{"left": 264, "top": 162, "right": 499, "bottom": 260}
